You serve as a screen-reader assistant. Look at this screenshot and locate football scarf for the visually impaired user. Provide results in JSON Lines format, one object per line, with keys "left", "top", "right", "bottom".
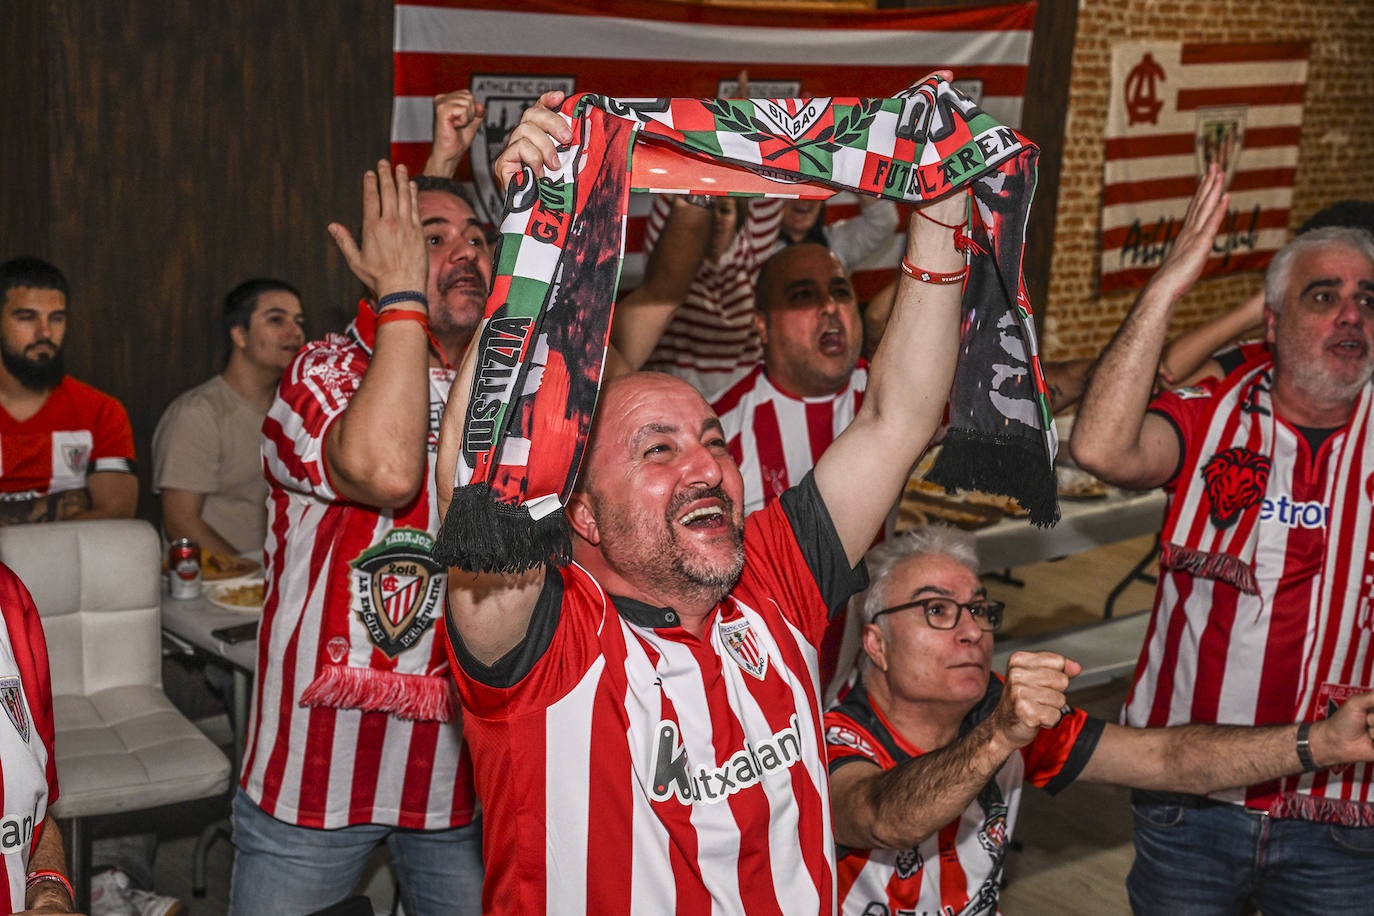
{"left": 436, "top": 76, "right": 1055, "bottom": 574}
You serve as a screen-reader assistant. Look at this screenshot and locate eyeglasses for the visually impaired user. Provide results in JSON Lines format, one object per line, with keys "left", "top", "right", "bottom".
{"left": 871, "top": 597, "right": 1005, "bottom": 632}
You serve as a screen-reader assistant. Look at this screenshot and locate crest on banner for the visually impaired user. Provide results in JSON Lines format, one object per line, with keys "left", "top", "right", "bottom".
{"left": 470, "top": 74, "right": 578, "bottom": 224}
{"left": 1195, "top": 106, "right": 1247, "bottom": 189}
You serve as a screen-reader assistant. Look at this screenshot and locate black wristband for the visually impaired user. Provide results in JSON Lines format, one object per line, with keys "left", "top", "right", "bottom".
{"left": 377, "top": 290, "right": 428, "bottom": 311}
{"left": 1296, "top": 721, "right": 1319, "bottom": 773}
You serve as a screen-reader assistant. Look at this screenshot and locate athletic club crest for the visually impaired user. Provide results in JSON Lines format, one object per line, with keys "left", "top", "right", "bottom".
{"left": 0, "top": 676, "right": 30, "bottom": 743}
{"left": 469, "top": 74, "right": 578, "bottom": 224}
{"left": 719, "top": 617, "right": 768, "bottom": 680}
{"left": 1201, "top": 447, "right": 1271, "bottom": 529}
{"left": 349, "top": 528, "right": 446, "bottom": 659}
{"left": 1195, "top": 105, "right": 1247, "bottom": 189}
{"left": 62, "top": 444, "right": 90, "bottom": 474}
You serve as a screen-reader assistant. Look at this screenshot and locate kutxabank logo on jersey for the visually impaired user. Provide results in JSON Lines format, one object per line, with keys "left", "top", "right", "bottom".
{"left": 469, "top": 74, "right": 578, "bottom": 225}
{"left": 649, "top": 715, "right": 805, "bottom": 806}
{"left": 349, "top": 528, "right": 445, "bottom": 658}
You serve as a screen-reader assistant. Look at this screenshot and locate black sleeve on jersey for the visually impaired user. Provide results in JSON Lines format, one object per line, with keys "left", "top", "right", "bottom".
{"left": 779, "top": 471, "right": 870, "bottom": 619}
{"left": 446, "top": 569, "right": 563, "bottom": 688}
{"left": 1042, "top": 716, "right": 1106, "bottom": 796}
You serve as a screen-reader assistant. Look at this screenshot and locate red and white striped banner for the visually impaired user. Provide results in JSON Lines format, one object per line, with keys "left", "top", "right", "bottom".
{"left": 390, "top": 0, "right": 1036, "bottom": 295}
{"left": 1100, "top": 41, "right": 1309, "bottom": 294}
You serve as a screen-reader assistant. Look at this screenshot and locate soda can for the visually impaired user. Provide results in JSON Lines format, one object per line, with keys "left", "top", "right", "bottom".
{"left": 168, "top": 538, "right": 202, "bottom": 599}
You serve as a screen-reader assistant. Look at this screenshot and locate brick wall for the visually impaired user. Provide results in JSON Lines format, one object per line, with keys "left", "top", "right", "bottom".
{"left": 1043, "top": 0, "right": 1374, "bottom": 360}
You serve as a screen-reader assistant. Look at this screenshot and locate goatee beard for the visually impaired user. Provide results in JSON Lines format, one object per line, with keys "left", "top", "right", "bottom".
{"left": 2, "top": 347, "right": 64, "bottom": 392}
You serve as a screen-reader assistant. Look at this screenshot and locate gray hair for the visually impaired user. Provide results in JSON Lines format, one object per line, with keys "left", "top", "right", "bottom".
{"left": 858, "top": 524, "right": 979, "bottom": 627}
{"left": 1265, "top": 226, "right": 1374, "bottom": 316}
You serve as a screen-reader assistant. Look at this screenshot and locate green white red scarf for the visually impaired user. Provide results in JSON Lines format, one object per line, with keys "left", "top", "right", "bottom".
{"left": 435, "top": 76, "right": 1056, "bottom": 573}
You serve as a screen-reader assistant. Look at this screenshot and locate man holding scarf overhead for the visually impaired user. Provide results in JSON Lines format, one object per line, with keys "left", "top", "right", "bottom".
{"left": 437, "top": 72, "right": 1047, "bottom": 914}
{"left": 1073, "top": 167, "right": 1374, "bottom": 914}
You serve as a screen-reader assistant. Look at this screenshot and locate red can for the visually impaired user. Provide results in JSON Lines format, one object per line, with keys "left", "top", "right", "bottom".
{"left": 168, "top": 538, "right": 202, "bottom": 599}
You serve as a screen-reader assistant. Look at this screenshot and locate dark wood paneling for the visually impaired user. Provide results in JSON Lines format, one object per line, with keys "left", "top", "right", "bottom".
{"left": 40, "top": 1, "right": 394, "bottom": 518}
{"left": 1, "top": 0, "right": 52, "bottom": 257}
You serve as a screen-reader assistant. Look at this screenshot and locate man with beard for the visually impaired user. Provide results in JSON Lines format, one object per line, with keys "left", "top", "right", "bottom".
{"left": 436, "top": 84, "right": 966, "bottom": 914}
{"left": 826, "top": 525, "right": 1374, "bottom": 916}
{"left": 1072, "top": 166, "right": 1374, "bottom": 913}
{"left": 230, "top": 165, "right": 486, "bottom": 915}
{"left": 0, "top": 257, "right": 136, "bottom": 525}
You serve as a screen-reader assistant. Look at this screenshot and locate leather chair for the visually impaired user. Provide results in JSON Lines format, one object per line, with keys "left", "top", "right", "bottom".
{"left": 0, "top": 519, "right": 232, "bottom": 911}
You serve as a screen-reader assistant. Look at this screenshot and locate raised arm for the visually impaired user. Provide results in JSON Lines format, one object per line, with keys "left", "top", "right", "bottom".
{"left": 830, "top": 651, "right": 1080, "bottom": 849}
{"left": 422, "top": 89, "right": 485, "bottom": 179}
{"left": 1081, "top": 691, "right": 1374, "bottom": 794}
{"left": 1157, "top": 289, "right": 1265, "bottom": 388}
{"left": 814, "top": 192, "right": 964, "bottom": 565}
{"left": 1070, "top": 166, "right": 1229, "bottom": 489}
{"left": 322, "top": 162, "right": 433, "bottom": 507}
{"left": 610, "top": 196, "right": 713, "bottom": 370}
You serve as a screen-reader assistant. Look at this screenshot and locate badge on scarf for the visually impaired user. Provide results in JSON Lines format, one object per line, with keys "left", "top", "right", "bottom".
{"left": 720, "top": 617, "right": 768, "bottom": 680}
{"left": 0, "top": 676, "right": 30, "bottom": 743}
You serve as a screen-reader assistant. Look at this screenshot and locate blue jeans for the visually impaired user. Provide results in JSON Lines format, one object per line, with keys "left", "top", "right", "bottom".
{"left": 1128, "top": 795, "right": 1374, "bottom": 915}
{"left": 228, "top": 789, "right": 483, "bottom": 916}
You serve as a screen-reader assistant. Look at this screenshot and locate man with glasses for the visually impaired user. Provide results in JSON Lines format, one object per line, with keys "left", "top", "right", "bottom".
{"left": 824, "top": 524, "right": 1374, "bottom": 916}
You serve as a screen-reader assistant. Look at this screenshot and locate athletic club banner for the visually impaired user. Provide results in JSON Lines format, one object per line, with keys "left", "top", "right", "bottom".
{"left": 1100, "top": 41, "right": 1309, "bottom": 294}
{"left": 390, "top": 0, "right": 1036, "bottom": 290}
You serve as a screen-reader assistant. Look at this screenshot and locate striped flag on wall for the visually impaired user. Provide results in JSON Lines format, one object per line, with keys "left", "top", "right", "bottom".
{"left": 390, "top": 0, "right": 1036, "bottom": 292}
{"left": 1100, "top": 41, "right": 1309, "bottom": 294}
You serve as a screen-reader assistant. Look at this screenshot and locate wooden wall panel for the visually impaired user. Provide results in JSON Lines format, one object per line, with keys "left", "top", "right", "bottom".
{"left": 1, "top": 0, "right": 52, "bottom": 257}
{"left": 38, "top": 0, "right": 394, "bottom": 518}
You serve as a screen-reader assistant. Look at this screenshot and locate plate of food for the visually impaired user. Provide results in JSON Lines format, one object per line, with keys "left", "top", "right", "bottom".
{"left": 897, "top": 491, "right": 1004, "bottom": 530}
{"left": 205, "top": 580, "right": 266, "bottom": 613}
{"left": 202, "top": 552, "right": 261, "bottom": 581}
{"left": 1057, "top": 467, "right": 1111, "bottom": 500}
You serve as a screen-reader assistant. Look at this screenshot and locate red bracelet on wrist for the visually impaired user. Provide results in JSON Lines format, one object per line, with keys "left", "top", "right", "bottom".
{"left": 900, "top": 257, "right": 969, "bottom": 285}
{"left": 26, "top": 869, "right": 74, "bottom": 906}
{"left": 376, "top": 308, "right": 429, "bottom": 328}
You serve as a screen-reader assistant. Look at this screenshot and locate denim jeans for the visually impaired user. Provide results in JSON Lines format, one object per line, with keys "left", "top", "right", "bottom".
{"left": 228, "top": 789, "right": 483, "bottom": 916}
{"left": 1127, "top": 795, "right": 1374, "bottom": 915}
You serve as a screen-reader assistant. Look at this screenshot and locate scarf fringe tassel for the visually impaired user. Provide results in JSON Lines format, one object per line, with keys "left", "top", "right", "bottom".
{"left": 927, "top": 428, "right": 1060, "bottom": 527}
{"left": 1160, "top": 541, "right": 1260, "bottom": 595}
{"left": 435, "top": 482, "right": 572, "bottom": 573}
{"left": 299, "top": 666, "right": 458, "bottom": 723}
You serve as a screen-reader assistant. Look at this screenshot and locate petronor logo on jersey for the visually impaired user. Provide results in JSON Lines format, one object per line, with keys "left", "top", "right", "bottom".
{"left": 649, "top": 715, "right": 804, "bottom": 806}
{"left": 0, "top": 676, "right": 30, "bottom": 743}
{"left": 1201, "top": 446, "right": 1271, "bottom": 529}
{"left": 720, "top": 616, "right": 769, "bottom": 680}
{"left": 350, "top": 528, "right": 446, "bottom": 659}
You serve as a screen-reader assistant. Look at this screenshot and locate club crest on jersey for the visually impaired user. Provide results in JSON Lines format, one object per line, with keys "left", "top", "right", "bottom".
{"left": 469, "top": 74, "right": 578, "bottom": 224}
{"left": 720, "top": 617, "right": 768, "bottom": 680}
{"left": 1201, "top": 447, "right": 1271, "bottom": 529}
{"left": 976, "top": 781, "right": 1010, "bottom": 857}
{"left": 62, "top": 444, "right": 90, "bottom": 473}
{"left": 0, "top": 676, "right": 30, "bottom": 743}
{"left": 894, "top": 845, "right": 925, "bottom": 880}
{"left": 349, "top": 528, "right": 445, "bottom": 659}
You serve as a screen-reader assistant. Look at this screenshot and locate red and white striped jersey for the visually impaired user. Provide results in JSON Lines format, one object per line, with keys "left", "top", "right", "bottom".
{"left": 0, "top": 565, "right": 58, "bottom": 912}
{"left": 712, "top": 362, "right": 868, "bottom": 516}
{"left": 642, "top": 197, "right": 784, "bottom": 399}
{"left": 243, "top": 307, "right": 475, "bottom": 830}
{"left": 0, "top": 376, "right": 135, "bottom": 500}
{"left": 449, "top": 477, "right": 864, "bottom": 915}
{"left": 825, "top": 680, "right": 1100, "bottom": 916}
{"left": 1126, "top": 380, "right": 1369, "bottom": 815}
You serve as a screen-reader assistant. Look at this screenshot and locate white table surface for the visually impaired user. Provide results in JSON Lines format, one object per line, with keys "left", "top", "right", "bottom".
{"left": 974, "top": 487, "right": 1166, "bottom": 573}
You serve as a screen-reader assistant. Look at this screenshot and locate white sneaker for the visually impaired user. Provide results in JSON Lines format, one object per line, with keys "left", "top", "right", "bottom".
{"left": 126, "top": 886, "right": 186, "bottom": 916}
{"left": 89, "top": 869, "right": 137, "bottom": 916}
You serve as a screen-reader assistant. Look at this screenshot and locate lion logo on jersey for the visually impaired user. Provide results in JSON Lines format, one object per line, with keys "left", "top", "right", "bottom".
{"left": 1201, "top": 447, "right": 1271, "bottom": 529}
{"left": 894, "top": 846, "right": 924, "bottom": 880}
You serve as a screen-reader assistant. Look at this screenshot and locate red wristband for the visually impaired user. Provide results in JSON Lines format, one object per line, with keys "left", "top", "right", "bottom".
{"left": 26, "top": 869, "right": 74, "bottom": 905}
{"left": 376, "top": 308, "right": 429, "bottom": 328}
{"left": 900, "top": 258, "right": 968, "bottom": 285}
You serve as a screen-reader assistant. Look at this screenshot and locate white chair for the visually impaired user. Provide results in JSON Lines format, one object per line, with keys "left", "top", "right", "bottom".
{"left": 0, "top": 519, "right": 231, "bottom": 910}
